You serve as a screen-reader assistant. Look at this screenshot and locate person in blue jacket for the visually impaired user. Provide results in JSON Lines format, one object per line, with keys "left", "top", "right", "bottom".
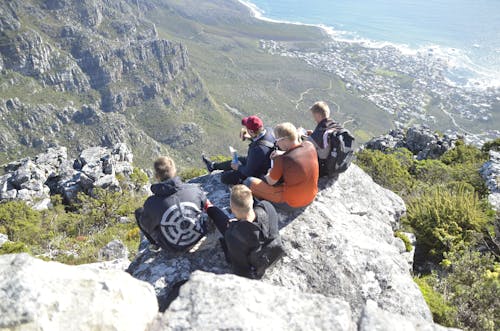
{"left": 202, "top": 116, "right": 275, "bottom": 185}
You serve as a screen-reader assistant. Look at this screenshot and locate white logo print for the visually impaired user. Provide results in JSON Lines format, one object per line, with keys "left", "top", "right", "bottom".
{"left": 160, "top": 202, "right": 205, "bottom": 247}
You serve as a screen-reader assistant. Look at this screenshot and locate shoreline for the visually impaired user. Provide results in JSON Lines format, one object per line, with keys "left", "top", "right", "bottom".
{"left": 236, "top": 0, "right": 500, "bottom": 90}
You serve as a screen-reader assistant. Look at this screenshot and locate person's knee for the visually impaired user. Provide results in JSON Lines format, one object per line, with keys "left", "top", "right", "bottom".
{"left": 221, "top": 171, "right": 240, "bottom": 185}
{"left": 243, "top": 177, "right": 257, "bottom": 188}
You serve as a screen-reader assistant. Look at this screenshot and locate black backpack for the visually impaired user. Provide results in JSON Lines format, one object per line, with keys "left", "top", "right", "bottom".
{"left": 321, "top": 125, "right": 355, "bottom": 178}
{"left": 248, "top": 202, "right": 285, "bottom": 279}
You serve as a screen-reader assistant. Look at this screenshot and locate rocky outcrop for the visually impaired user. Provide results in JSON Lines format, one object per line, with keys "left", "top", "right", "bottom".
{"left": 481, "top": 150, "right": 500, "bottom": 211}
{"left": 128, "top": 165, "right": 448, "bottom": 328}
{"left": 0, "top": 143, "right": 145, "bottom": 207}
{"left": 0, "top": 253, "right": 158, "bottom": 331}
{"left": 150, "top": 271, "right": 355, "bottom": 331}
{"left": 365, "top": 125, "right": 457, "bottom": 160}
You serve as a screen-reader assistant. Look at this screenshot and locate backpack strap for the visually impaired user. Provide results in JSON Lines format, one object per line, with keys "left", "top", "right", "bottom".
{"left": 257, "top": 139, "right": 275, "bottom": 150}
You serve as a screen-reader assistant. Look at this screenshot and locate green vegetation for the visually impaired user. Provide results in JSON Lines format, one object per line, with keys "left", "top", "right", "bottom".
{"left": 407, "top": 184, "right": 492, "bottom": 259}
{"left": 395, "top": 231, "right": 412, "bottom": 252}
{"left": 414, "top": 276, "right": 457, "bottom": 327}
{"left": 356, "top": 139, "right": 499, "bottom": 330}
{"left": 482, "top": 138, "right": 500, "bottom": 153}
{"left": 0, "top": 189, "right": 145, "bottom": 265}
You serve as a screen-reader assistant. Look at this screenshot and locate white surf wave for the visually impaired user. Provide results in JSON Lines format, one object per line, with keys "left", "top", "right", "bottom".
{"left": 238, "top": 0, "right": 500, "bottom": 90}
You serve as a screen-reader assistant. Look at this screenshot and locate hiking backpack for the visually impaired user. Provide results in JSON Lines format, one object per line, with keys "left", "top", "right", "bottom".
{"left": 248, "top": 203, "right": 285, "bottom": 279}
{"left": 158, "top": 197, "right": 207, "bottom": 250}
{"left": 321, "top": 124, "right": 355, "bottom": 178}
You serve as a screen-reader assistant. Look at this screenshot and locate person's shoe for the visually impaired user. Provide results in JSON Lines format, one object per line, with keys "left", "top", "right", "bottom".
{"left": 202, "top": 154, "right": 215, "bottom": 172}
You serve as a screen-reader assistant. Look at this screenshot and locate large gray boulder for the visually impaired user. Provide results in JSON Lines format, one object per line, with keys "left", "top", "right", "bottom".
{"left": 0, "top": 253, "right": 158, "bottom": 331}
{"left": 151, "top": 271, "right": 355, "bottom": 331}
{"left": 128, "top": 165, "right": 433, "bottom": 324}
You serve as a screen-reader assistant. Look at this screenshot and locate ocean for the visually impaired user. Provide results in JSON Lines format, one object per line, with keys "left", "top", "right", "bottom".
{"left": 242, "top": 0, "right": 500, "bottom": 88}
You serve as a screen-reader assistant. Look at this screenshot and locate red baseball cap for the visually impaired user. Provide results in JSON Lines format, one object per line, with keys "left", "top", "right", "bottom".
{"left": 241, "top": 116, "right": 263, "bottom": 131}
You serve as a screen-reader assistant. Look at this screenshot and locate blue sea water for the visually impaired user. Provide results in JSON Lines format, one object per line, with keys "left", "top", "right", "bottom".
{"left": 245, "top": 0, "right": 500, "bottom": 88}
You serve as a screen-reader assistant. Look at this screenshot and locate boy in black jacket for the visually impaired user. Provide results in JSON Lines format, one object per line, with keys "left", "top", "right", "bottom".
{"left": 137, "top": 156, "right": 209, "bottom": 251}
{"left": 205, "top": 185, "right": 283, "bottom": 278}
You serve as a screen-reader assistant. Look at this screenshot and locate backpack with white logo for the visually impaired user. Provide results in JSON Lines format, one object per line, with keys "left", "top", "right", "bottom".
{"left": 321, "top": 125, "right": 355, "bottom": 178}
{"left": 159, "top": 198, "right": 207, "bottom": 250}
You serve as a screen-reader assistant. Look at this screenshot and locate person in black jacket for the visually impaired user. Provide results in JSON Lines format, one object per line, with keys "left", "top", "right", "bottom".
{"left": 136, "top": 156, "right": 209, "bottom": 251}
{"left": 302, "top": 101, "right": 342, "bottom": 176}
{"left": 205, "top": 185, "right": 283, "bottom": 278}
{"left": 202, "top": 116, "right": 275, "bottom": 186}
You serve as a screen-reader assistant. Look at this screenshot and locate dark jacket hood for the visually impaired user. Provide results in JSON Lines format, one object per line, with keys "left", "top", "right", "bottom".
{"left": 151, "top": 177, "right": 183, "bottom": 197}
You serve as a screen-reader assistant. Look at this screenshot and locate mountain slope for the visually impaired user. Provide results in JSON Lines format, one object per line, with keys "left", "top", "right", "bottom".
{"left": 0, "top": 0, "right": 238, "bottom": 167}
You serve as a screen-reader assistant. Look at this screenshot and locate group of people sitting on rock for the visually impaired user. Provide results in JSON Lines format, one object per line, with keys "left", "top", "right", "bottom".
{"left": 136, "top": 101, "right": 355, "bottom": 278}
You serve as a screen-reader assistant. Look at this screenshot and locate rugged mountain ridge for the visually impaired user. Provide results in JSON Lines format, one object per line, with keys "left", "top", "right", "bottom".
{"left": 0, "top": 164, "right": 457, "bottom": 330}
{"left": 0, "top": 0, "right": 235, "bottom": 166}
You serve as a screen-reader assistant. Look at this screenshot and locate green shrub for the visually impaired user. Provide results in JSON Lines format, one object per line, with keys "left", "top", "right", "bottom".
{"left": 438, "top": 249, "right": 500, "bottom": 331}
{"left": 0, "top": 241, "right": 30, "bottom": 254}
{"left": 406, "top": 184, "right": 492, "bottom": 259}
{"left": 411, "top": 159, "right": 453, "bottom": 184}
{"left": 130, "top": 167, "right": 150, "bottom": 188}
{"left": 355, "top": 149, "right": 415, "bottom": 196}
{"left": 440, "top": 140, "right": 488, "bottom": 166}
{"left": 482, "top": 138, "right": 500, "bottom": 153}
{"left": 0, "top": 201, "right": 44, "bottom": 245}
{"left": 395, "top": 231, "right": 412, "bottom": 252}
{"left": 414, "top": 276, "right": 457, "bottom": 327}
{"left": 179, "top": 167, "right": 208, "bottom": 181}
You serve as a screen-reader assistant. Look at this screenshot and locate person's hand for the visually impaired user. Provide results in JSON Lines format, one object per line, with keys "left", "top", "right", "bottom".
{"left": 231, "top": 162, "right": 239, "bottom": 170}
{"left": 306, "top": 130, "right": 313, "bottom": 136}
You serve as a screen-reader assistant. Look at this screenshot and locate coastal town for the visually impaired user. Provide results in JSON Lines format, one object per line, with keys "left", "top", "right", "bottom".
{"left": 260, "top": 39, "right": 500, "bottom": 145}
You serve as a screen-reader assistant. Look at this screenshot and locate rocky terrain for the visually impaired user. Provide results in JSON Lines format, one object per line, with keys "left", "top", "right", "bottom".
{"left": 0, "top": 0, "right": 236, "bottom": 167}
{"left": 481, "top": 150, "right": 500, "bottom": 211}
{"left": 0, "top": 143, "right": 145, "bottom": 209}
{"left": 364, "top": 125, "right": 458, "bottom": 160}
{"left": 0, "top": 163, "right": 458, "bottom": 330}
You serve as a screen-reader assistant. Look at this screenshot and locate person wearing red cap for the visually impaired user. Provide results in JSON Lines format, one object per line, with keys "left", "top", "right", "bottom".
{"left": 202, "top": 116, "right": 275, "bottom": 186}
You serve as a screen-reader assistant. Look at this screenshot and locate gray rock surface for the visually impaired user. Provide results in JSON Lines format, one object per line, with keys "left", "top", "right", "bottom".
{"left": 98, "top": 239, "right": 129, "bottom": 261}
{"left": 128, "top": 165, "right": 438, "bottom": 326}
{"left": 0, "top": 233, "right": 8, "bottom": 247}
{"left": 481, "top": 150, "right": 500, "bottom": 211}
{"left": 365, "top": 125, "right": 457, "bottom": 160}
{"left": 0, "top": 253, "right": 158, "bottom": 331}
{"left": 0, "top": 143, "right": 143, "bottom": 207}
{"left": 151, "top": 271, "right": 355, "bottom": 331}
{"left": 358, "top": 300, "right": 460, "bottom": 331}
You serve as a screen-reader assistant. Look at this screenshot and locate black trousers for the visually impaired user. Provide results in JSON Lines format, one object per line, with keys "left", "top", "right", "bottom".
{"left": 213, "top": 157, "right": 248, "bottom": 185}
{"left": 206, "top": 206, "right": 231, "bottom": 236}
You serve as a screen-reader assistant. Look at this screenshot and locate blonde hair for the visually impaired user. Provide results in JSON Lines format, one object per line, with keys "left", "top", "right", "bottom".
{"left": 230, "top": 185, "right": 253, "bottom": 213}
{"left": 274, "top": 122, "right": 299, "bottom": 142}
{"left": 310, "top": 101, "right": 330, "bottom": 119}
{"left": 154, "top": 156, "right": 176, "bottom": 181}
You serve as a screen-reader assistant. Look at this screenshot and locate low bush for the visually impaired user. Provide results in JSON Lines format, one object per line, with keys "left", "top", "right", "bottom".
{"left": 414, "top": 276, "right": 457, "bottom": 327}
{"left": 438, "top": 249, "right": 500, "bottom": 331}
{"left": 406, "top": 184, "right": 493, "bottom": 259}
{"left": 355, "top": 149, "right": 415, "bottom": 196}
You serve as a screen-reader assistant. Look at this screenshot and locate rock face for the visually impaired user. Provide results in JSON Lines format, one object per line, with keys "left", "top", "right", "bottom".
{"left": 0, "top": 0, "right": 221, "bottom": 166}
{"left": 0, "top": 143, "right": 142, "bottom": 207}
{"left": 481, "top": 150, "right": 500, "bottom": 211}
{"left": 0, "top": 253, "right": 158, "bottom": 331}
{"left": 128, "top": 165, "right": 450, "bottom": 328}
{"left": 365, "top": 125, "right": 457, "bottom": 160}
{"left": 150, "top": 271, "right": 355, "bottom": 331}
